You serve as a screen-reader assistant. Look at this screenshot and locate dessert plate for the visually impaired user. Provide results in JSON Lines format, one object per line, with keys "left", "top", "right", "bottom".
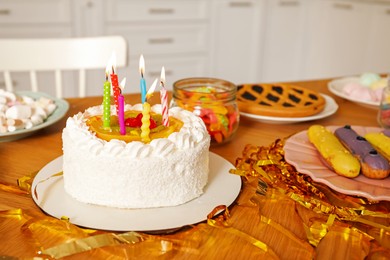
{"left": 32, "top": 152, "right": 242, "bottom": 232}
{"left": 284, "top": 125, "right": 390, "bottom": 201}
{"left": 0, "top": 91, "right": 69, "bottom": 142}
{"left": 240, "top": 94, "right": 338, "bottom": 124}
{"left": 328, "top": 77, "right": 379, "bottom": 109}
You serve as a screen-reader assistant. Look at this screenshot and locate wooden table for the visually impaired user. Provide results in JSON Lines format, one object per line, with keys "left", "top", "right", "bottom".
{"left": 1, "top": 78, "right": 388, "bottom": 259}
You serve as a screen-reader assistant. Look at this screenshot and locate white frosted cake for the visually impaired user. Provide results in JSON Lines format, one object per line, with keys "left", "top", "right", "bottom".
{"left": 62, "top": 104, "right": 210, "bottom": 209}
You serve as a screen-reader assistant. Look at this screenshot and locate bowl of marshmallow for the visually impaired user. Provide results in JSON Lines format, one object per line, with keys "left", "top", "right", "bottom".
{"left": 328, "top": 73, "right": 388, "bottom": 109}
{"left": 0, "top": 89, "right": 69, "bottom": 142}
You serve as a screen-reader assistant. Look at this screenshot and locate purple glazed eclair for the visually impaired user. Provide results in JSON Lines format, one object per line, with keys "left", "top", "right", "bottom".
{"left": 335, "top": 125, "right": 390, "bottom": 179}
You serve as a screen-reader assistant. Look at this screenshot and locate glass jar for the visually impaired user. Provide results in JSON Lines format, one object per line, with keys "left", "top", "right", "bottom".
{"left": 171, "top": 77, "right": 240, "bottom": 145}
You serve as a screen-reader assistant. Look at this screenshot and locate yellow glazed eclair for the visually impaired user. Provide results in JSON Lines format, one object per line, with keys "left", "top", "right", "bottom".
{"left": 307, "top": 125, "right": 360, "bottom": 178}
{"left": 364, "top": 132, "right": 390, "bottom": 161}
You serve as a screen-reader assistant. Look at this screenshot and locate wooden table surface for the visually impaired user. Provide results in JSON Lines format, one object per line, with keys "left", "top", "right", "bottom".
{"left": 1, "top": 78, "right": 388, "bottom": 259}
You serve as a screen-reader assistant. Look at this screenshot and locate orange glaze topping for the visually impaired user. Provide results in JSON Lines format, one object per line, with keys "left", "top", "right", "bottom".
{"left": 86, "top": 110, "right": 183, "bottom": 143}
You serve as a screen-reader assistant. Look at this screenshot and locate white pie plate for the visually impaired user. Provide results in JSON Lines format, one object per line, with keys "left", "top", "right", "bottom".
{"left": 240, "top": 94, "right": 338, "bottom": 124}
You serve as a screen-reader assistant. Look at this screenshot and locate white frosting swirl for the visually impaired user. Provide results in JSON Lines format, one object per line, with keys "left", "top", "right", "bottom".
{"left": 101, "top": 139, "right": 126, "bottom": 157}
{"left": 150, "top": 138, "right": 176, "bottom": 157}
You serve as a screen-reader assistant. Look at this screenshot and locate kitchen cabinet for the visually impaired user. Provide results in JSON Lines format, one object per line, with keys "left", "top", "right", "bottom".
{"left": 261, "top": 0, "right": 308, "bottom": 82}
{"left": 210, "top": 0, "right": 265, "bottom": 85}
{"left": 303, "top": 0, "right": 372, "bottom": 79}
{"left": 101, "top": 0, "right": 211, "bottom": 95}
{"left": 365, "top": 4, "right": 390, "bottom": 74}
{"left": 0, "top": 0, "right": 77, "bottom": 96}
{"left": 0, "top": 0, "right": 73, "bottom": 38}
{"left": 1, "top": 0, "right": 390, "bottom": 97}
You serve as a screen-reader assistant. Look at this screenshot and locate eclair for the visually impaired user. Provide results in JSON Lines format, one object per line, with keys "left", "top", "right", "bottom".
{"left": 308, "top": 125, "right": 360, "bottom": 178}
{"left": 335, "top": 125, "right": 390, "bottom": 179}
{"left": 365, "top": 132, "right": 390, "bottom": 162}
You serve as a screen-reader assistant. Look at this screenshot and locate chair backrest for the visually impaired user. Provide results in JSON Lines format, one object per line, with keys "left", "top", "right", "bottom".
{"left": 0, "top": 36, "right": 127, "bottom": 98}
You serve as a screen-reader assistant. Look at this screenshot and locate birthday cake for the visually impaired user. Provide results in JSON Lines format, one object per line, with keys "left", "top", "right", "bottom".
{"left": 62, "top": 103, "right": 210, "bottom": 208}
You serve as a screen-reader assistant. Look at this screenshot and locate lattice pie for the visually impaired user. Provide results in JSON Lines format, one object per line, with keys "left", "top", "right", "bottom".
{"left": 236, "top": 83, "right": 326, "bottom": 117}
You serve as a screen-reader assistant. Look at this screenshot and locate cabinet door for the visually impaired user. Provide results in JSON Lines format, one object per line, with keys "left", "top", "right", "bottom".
{"left": 106, "top": 24, "right": 208, "bottom": 57}
{"left": 210, "top": 0, "right": 265, "bottom": 85}
{"left": 0, "top": 0, "right": 73, "bottom": 38}
{"left": 303, "top": 0, "right": 371, "bottom": 79}
{"left": 261, "top": 0, "right": 307, "bottom": 82}
{"left": 365, "top": 4, "right": 390, "bottom": 74}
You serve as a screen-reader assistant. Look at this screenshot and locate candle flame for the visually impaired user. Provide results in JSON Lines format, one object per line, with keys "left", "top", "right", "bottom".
{"left": 105, "top": 61, "right": 111, "bottom": 76}
{"left": 110, "top": 52, "right": 117, "bottom": 73}
{"left": 146, "top": 78, "right": 158, "bottom": 99}
{"left": 160, "top": 66, "right": 166, "bottom": 88}
{"left": 120, "top": 77, "right": 126, "bottom": 91}
{"left": 139, "top": 55, "right": 145, "bottom": 77}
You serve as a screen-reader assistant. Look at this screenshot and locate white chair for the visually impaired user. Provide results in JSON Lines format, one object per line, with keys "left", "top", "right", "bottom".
{"left": 0, "top": 36, "right": 127, "bottom": 98}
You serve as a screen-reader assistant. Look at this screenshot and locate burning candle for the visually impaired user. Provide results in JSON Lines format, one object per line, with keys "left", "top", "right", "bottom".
{"left": 139, "top": 55, "right": 147, "bottom": 104}
{"left": 118, "top": 94, "right": 125, "bottom": 135}
{"left": 110, "top": 53, "right": 120, "bottom": 115}
{"left": 141, "top": 78, "right": 158, "bottom": 142}
{"left": 103, "top": 66, "right": 111, "bottom": 129}
{"left": 159, "top": 67, "right": 169, "bottom": 127}
{"left": 118, "top": 77, "right": 126, "bottom": 135}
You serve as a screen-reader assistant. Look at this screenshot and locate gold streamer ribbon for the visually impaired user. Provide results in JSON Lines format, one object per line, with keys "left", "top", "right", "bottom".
{"left": 231, "top": 139, "right": 390, "bottom": 256}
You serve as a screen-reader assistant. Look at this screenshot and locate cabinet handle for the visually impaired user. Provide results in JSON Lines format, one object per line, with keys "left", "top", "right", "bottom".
{"left": 148, "top": 38, "right": 174, "bottom": 44}
{"left": 149, "top": 8, "right": 175, "bottom": 14}
{"left": 148, "top": 70, "right": 173, "bottom": 78}
{"left": 229, "top": 2, "right": 252, "bottom": 7}
{"left": 279, "top": 1, "right": 300, "bottom": 6}
{"left": 333, "top": 3, "right": 353, "bottom": 10}
{"left": 0, "top": 9, "right": 11, "bottom": 15}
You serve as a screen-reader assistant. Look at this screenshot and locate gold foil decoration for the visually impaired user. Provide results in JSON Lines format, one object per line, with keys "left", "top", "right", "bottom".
{"left": 17, "top": 171, "right": 38, "bottom": 193}
{"left": 231, "top": 139, "right": 390, "bottom": 258}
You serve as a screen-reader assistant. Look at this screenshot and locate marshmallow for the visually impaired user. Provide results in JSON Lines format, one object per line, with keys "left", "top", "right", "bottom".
{"left": 6, "top": 119, "right": 23, "bottom": 132}
{"left": 360, "top": 73, "right": 381, "bottom": 87}
{"left": 0, "top": 89, "right": 16, "bottom": 102}
{"left": 32, "top": 106, "right": 48, "bottom": 118}
{"left": 22, "top": 119, "right": 34, "bottom": 129}
{"left": 5, "top": 105, "right": 32, "bottom": 120}
{"left": 46, "top": 103, "right": 56, "bottom": 115}
{"left": 30, "top": 114, "right": 44, "bottom": 125}
{"left": 8, "top": 124, "right": 24, "bottom": 132}
{"left": 22, "top": 96, "right": 35, "bottom": 104}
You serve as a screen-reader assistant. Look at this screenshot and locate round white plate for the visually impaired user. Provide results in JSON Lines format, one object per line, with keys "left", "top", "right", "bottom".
{"left": 0, "top": 91, "right": 69, "bottom": 142}
{"left": 32, "top": 152, "right": 242, "bottom": 232}
{"left": 328, "top": 77, "right": 379, "bottom": 109}
{"left": 240, "top": 94, "right": 338, "bottom": 124}
{"left": 284, "top": 125, "right": 390, "bottom": 201}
